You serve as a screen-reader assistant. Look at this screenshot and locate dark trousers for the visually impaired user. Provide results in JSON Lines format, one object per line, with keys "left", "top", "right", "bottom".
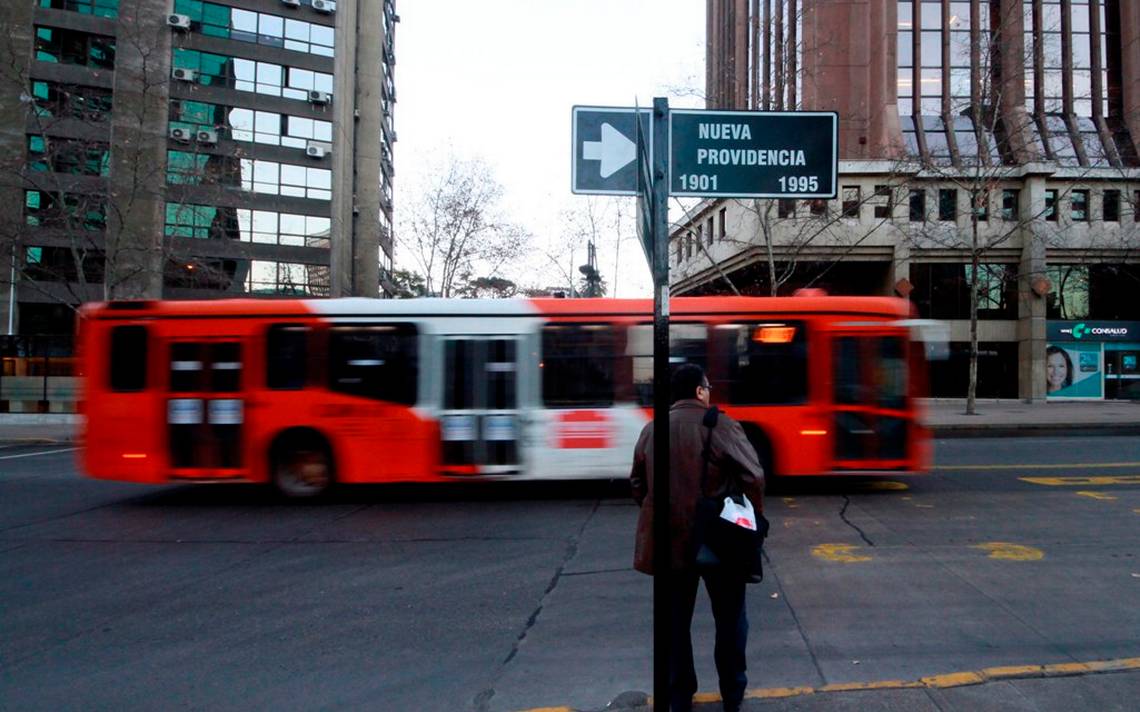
{"left": 669, "top": 569, "right": 748, "bottom": 712}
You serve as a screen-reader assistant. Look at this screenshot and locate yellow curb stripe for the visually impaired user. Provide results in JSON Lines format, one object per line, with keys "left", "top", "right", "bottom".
{"left": 982, "top": 665, "right": 1045, "bottom": 679}
{"left": 515, "top": 656, "right": 1140, "bottom": 711}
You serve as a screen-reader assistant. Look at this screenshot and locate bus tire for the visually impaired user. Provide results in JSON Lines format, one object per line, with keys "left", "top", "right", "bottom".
{"left": 271, "top": 431, "right": 334, "bottom": 499}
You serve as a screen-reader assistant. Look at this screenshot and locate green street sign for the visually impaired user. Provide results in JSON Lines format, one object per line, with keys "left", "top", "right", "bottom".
{"left": 668, "top": 109, "right": 838, "bottom": 198}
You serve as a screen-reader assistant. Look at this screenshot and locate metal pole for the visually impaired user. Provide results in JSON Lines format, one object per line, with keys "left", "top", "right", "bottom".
{"left": 650, "top": 96, "right": 671, "bottom": 710}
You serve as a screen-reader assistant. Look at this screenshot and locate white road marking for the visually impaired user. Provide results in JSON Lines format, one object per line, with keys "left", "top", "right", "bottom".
{"left": 0, "top": 447, "right": 79, "bottom": 460}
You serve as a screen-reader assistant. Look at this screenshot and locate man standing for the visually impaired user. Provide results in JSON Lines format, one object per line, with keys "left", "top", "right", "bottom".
{"left": 630, "top": 364, "right": 765, "bottom": 712}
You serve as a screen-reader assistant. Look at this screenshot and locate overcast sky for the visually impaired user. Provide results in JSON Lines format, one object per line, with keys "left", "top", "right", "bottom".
{"left": 393, "top": 0, "right": 706, "bottom": 296}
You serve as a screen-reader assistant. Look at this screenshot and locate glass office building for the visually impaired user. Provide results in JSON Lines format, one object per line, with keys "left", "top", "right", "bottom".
{"left": 2, "top": 0, "right": 398, "bottom": 337}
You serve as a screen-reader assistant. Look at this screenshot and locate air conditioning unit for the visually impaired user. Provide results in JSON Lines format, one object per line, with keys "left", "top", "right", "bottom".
{"left": 168, "top": 127, "right": 193, "bottom": 142}
{"left": 167, "top": 14, "right": 192, "bottom": 30}
{"left": 308, "top": 90, "right": 331, "bottom": 105}
{"left": 280, "top": 0, "right": 301, "bottom": 7}
{"left": 305, "top": 142, "right": 329, "bottom": 159}
{"left": 196, "top": 129, "right": 218, "bottom": 145}
{"left": 172, "top": 67, "right": 197, "bottom": 82}
{"left": 311, "top": 0, "right": 334, "bottom": 14}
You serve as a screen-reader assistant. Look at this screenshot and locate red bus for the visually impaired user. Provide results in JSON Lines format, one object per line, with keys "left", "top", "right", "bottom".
{"left": 78, "top": 295, "right": 933, "bottom": 496}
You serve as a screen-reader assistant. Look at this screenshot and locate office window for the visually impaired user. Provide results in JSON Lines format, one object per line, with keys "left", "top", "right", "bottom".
{"left": 39, "top": 0, "right": 118, "bottom": 17}
{"left": 706, "top": 216, "right": 714, "bottom": 246}
{"left": 29, "top": 81, "right": 112, "bottom": 120}
{"left": 809, "top": 199, "right": 827, "bottom": 216}
{"left": 970, "top": 191, "right": 988, "bottom": 222}
{"left": 873, "top": 185, "right": 892, "bottom": 219}
{"left": 777, "top": 199, "right": 795, "bottom": 218}
{"left": 842, "top": 186, "right": 860, "bottom": 218}
{"left": 1045, "top": 189, "right": 1058, "bottom": 221}
{"left": 1103, "top": 190, "right": 1120, "bottom": 222}
{"left": 718, "top": 208, "right": 726, "bottom": 240}
{"left": 909, "top": 189, "right": 925, "bottom": 222}
{"left": 1071, "top": 190, "right": 1088, "bottom": 222}
{"left": 1001, "top": 189, "right": 1020, "bottom": 221}
{"left": 34, "top": 26, "right": 115, "bottom": 68}
{"left": 27, "top": 136, "right": 110, "bottom": 176}
{"left": 938, "top": 189, "right": 957, "bottom": 222}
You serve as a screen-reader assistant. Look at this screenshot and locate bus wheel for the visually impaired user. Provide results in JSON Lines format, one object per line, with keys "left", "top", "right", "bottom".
{"left": 272, "top": 438, "right": 333, "bottom": 499}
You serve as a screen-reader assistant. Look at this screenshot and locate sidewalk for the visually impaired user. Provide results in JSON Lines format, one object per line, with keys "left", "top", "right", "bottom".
{"left": 0, "top": 414, "right": 79, "bottom": 446}
{"left": 922, "top": 398, "right": 1140, "bottom": 437}
{"left": 2, "top": 400, "right": 1140, "bottom": 445}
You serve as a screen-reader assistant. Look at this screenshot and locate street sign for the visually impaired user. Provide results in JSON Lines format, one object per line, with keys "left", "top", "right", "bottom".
{"left": 571, "top": 106, "right": 651, "bottom": 195}
{"left": 668, "top": 109, "right": 838, "bottom": 198}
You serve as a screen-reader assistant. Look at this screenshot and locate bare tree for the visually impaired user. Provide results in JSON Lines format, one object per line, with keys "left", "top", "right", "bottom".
{"left": 397, "top": 153, "right": 526, "bottom": 298}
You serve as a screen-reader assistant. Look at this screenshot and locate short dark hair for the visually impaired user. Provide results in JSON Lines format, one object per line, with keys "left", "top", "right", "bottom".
{"left": 671, "top": 363, "right": 706, "bottom": 403}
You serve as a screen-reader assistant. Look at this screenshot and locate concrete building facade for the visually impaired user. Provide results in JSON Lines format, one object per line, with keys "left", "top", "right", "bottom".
{"left": 0, "top": 0, "right": 398, "bottom": 338}
{"left": 681, "top": 0, "right": 1140, "bottom": 400}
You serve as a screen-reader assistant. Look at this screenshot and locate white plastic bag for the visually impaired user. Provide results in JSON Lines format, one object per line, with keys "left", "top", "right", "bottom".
{"left": 718, "top": 495, "right": 757, "bottom": 531}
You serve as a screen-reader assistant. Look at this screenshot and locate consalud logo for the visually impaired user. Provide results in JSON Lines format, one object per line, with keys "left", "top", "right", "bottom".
{"left": 1070, "top": 322, "right": 1129, "bottom": 339}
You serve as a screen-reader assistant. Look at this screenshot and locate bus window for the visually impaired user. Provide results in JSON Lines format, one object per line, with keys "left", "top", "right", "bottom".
{"left": 628, "top": 324, "right": 708, "bottom": 405}
{"left": 834, "top": 337, "right": 863, "bottom": 405}
{"left": 328, "top": 324, "right": 417, "bottom": 404}
{"left": 266, "top": 324, "right": 308, "bottom": 390}
{"left": 876, "top": 337, "right": 907, "bottom": 409}
{"left": 713, "top": 321, "right": 807, "bottom": 405}
{"left": 541, "top": 324, "right": 616, "bottom": 407}
{"left": 108, "top": 325, "right": 148, "bottom": 392}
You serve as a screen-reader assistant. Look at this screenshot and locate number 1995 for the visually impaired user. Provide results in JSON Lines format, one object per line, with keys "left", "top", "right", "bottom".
{"left": 779, "top": 176, "right": 819, "bottom": 193}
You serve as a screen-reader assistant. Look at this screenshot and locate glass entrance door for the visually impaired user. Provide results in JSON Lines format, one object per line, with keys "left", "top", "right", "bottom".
{"left": 440, "top": 337, "right": 520, "bottom": 474}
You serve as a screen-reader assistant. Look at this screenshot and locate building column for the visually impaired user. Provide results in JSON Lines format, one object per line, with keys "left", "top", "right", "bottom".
{"left": 350, "top": 0, "right": 384, "bottom": 298}
{"left": 330, "top": 0, "right": 359, "bottom": 297}
{"left": 0, "top": 1, "right": 35, "bottom": 332}
{"left": 1019, "top": 176, "right": 1048, "bottom": 401}
{"left": 888, "top": 240, "right": 912, "bottom": 299}
{"left": 105, "top": 1, "right": 173, "bottom": 300}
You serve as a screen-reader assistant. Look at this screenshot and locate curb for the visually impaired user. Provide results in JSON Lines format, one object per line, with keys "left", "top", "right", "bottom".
{"left": 931, "top": 424, "right": 1140, "bottom": 438}
{"left": 519, "top": 656, "right": 1140, "bottom": 711}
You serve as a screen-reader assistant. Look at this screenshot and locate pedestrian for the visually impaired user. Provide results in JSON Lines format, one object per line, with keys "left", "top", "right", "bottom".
{"left": 630, "top": 363, "right": 765, "bottom": 712}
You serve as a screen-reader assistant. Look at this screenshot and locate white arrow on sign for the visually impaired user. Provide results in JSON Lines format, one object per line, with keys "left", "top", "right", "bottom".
{"left": 581, "top": 122, "right": 636, "bottom": 179}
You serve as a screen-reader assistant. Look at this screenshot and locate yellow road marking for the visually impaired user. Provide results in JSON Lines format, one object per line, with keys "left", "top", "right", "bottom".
{"left": 1075, "top": 491, "right": 1119, "bottom": 501}
{"left": 524, "top": 657, "right": 1140, "bottom": 711}
{"left": 1021, "top": 475, "right": 1140, "bottom": 486}
{"left": 863, "top": 481, "right": 909, "bottom": 491}
{"left": 972, "top": 542, "right": 1044, "bottom": 561}
{"left": 934, "top": 462, "right": 1140, "bottom": 471}
{"left": 812, "top": 543, "right": 872, "bottom": 563}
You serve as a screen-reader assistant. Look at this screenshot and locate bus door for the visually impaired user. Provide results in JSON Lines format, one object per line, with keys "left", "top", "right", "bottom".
{"left": 831, "top": 330, "right": 911, "bottom": 469}
{"left": 440, "top": 336, "right": 520, "bottom": 475}
{"left": 165, "top": 339, "right": 245, "bottom": 476}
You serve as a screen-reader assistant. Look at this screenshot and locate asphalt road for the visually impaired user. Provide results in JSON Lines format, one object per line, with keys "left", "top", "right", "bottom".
{"left": 1, "top": 437, "right": 1139, "bottom": 711}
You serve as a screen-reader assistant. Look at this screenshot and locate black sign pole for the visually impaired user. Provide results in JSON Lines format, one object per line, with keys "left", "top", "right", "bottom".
{"left": 650, "top": 96, "right": 671, "bottom": 710}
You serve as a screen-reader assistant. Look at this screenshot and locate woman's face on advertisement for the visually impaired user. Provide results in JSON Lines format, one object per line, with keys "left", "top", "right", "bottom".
{"left": 1047, "top": 351, "right": 1068, "bottom": 390}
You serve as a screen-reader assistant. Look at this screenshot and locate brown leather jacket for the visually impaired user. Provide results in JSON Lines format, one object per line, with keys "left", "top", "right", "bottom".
{"left": 630, "top": 399, "right": 765, "bottom": 575}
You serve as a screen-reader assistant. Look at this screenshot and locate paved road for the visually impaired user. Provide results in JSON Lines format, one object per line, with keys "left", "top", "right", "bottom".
{"left": 1, "top": 437, "right": 1138, "bottom": 711}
